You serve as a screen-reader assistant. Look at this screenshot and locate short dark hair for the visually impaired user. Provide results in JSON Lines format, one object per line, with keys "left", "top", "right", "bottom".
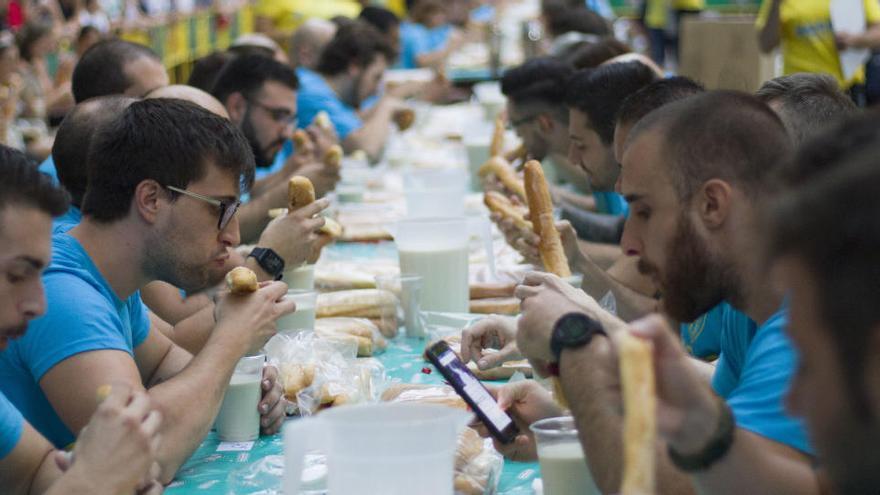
{"left": 767, "top": 113, "right": 880, "bottom": 416}
{"left": 53, "top": 96, "right": 135, "bottom": 207}
{"left": 545, "top": 6, "right": 610, "bottom": 38}
{"left": 81, "top": 99, "right": 255, "bottom": 222}
{"left": 616, "top": 76, "right": 705, "bottom": 128}
{"left": 77, "top": 25, "right": 100, "bottom": 44}
{"left": 72, "top": 39, "right": 160, "bottom": 103}
{"left": 501, "top": 57, "right": 574, "bottom": 112}
{"left": 316, "top": 22, "right": 396, "bottom": 76}
{"left": 359, "top": 6, "right": 400, "bottom": 33}
{"left": 211, "top": 54, "right": 299, "bottom": 104}
{"left": 755, "top": 72, "right": 857, "bottom": 145}
{"left": 16, "top": 20, "right": 52, "bottom": 62}
{"left": 188, "top": 51, "right": 235, "bottom": 92}
{"left": 565, "top": 62, "right": 659, "bottom": 143}
{"left": 564, "top": 37, "right": 630, "bottom": 69}
{"left": 0, "top": 145, "right": 69, "bottom": 220}
{"left": 632, "top": 90, "right": 791, "bottom": 201}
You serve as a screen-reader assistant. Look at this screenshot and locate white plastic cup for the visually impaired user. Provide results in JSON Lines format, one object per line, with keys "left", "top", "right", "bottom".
{"left": 216, "top": 354, "right": 265, "bottom": 442}
{"left": 277, "top": 289, "right": 317, "bottom": 333}
{"left": 396, "top": 217, "right": 469, "bottom": 313}
{"left": 282, "top": 263, "right": 315, "bottom": 291}
{"left": 375, "top": 274, "right": 424, "bottom": 338}
{"left": 530, "top": 416, "right": 601, "bottom": 495}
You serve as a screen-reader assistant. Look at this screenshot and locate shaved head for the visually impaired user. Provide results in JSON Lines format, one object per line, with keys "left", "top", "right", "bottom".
{"left": 289, "top": 19, "right": 337, "bottom": 68}
{"left": 147, "top": 85, "right": 229, "bottom": 118}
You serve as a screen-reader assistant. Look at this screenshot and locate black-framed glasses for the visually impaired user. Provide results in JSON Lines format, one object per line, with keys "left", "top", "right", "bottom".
{"left": 165, "top": 185, "right": 241, "bottom": 231}
{"left": 246, "top": 98, "right": 297, "bottom": 126}
{"left": 507, "top": 114, "right": 540, "bottom": 129}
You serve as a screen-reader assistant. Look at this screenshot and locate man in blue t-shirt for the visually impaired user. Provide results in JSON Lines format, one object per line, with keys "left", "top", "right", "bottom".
{"left": 0, "top": 146, "right": 163, "bottom": 494}
{"left": 298, "top": 22, "right": 405, "bottom": 162}
{"left": 0, "top": 100, "right": 296, "bottom": 484}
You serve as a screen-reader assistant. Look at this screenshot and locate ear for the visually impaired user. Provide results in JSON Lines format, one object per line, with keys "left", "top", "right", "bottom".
{"left": 133, "top": 179, "right": 164, "bottom": 226}
{"left": 225, "top": 92, "right": 247, "bottom": 124}
{"left": 347, "top": 63, "right": 362, "bottom": 79}
{"left": 696, "top": 178, "right": 732, "bottom": 230}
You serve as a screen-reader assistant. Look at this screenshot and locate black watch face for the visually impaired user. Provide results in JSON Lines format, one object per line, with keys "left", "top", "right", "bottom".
{"left": 560, "top": 316, "right": 590, "bottom": 344}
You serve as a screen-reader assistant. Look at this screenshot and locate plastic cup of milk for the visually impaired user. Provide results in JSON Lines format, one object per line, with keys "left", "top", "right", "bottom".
{"left": 277, "top": 289, "right": 317, "bottom": 333}
{"left": 216, "top": 354, "right": 265, "bottom": 442}
{"left": 375, "top": 274, "right": 424, "bottom": 338}
{"left": 282, "top": 264, "right": 315, "bottom": 291}
{"left": 396, "top": 217, "right": 470, "bottom": 313}
{"left": 530, "top": 416, "right": 601, "bottom": 495}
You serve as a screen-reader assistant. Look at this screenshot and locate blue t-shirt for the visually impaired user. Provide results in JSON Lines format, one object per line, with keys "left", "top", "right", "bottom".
{"left": 0, "top": 392, "right": 24, "bottom": 459}
{"left": 52, "top": 205, "right": 81, "bottom": 235}
{"left": 680, "top": 302, "right": 755, "bottom": 360}
{"left": 712, "top": 305, "right": 812, "bottom": 454}
{"left": 470, "top": 4, "right": 494, "bottom": 22}
{"left": 296, "top": 67, "right": 362, "bottom": 141}
{"left": 593, "top": 190, "right": 630, "bottom": 216}
{"left": 38, "top": 155, "right": 58, "bottom": 183}
{"left": 0, "top": 233, "right": 151, "bottom": 448}
{"left": 398, "top": 22, "right": 454, "bottom": 69}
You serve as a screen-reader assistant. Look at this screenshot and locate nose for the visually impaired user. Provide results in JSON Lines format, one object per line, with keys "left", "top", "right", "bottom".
{"left": 221, "top": 213, "right": 242, "bottom": 248}
{"left": 21, "top": 279, "right": 47, "bottom": 320}
{"left": 619, "top": 216, "right": 641, "bottom": 256}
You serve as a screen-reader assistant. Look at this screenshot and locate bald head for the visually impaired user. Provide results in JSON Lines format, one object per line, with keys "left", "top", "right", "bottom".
{"left": 53, "top": 96, "right": 136, "bottom": 206}
{"left": 289, "top": 19, "right": 337, "bottom": 69}
{"left": 146, "top": 85, "right": 229, "bottom": 118}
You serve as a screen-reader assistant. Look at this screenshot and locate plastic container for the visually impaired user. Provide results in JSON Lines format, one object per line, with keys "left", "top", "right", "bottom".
{"left": 403, "top": 168, "right": 468, "bottom": 218}
{"left": 283, "top": 403, "right": 471, "bottom": 495}
{"left": 375, "top": 274, "right": 424, "bottom": 338}
{"left": 216, "top": 354, "right": 265, "bottom": 442}
{"left": 530, "top": 416, "right": 600, "bottom": 495}
{"left": 283, "top": 263, "right": 315, "bottom": 291}
{"left": 277, "top": 290, "right": 317, "bottom": 333}
{"left": 395, "top": 217, "right": 469, "bottom": 313}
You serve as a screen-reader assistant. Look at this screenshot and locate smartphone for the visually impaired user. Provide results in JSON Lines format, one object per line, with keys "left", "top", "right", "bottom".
{"left": 425, "top": 340, "right": 519, "bottom": 444}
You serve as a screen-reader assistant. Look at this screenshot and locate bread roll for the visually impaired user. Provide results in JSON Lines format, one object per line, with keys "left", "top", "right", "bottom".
{"left": 469, "top": 297, "right": 520, "bottom": 315}
{"left": 323, "top": 144, "right": 343, "bottom": 169}
{"left": 478, "top": 156, "right": 526, "bottom": 201}
{"left": 316, "top": 289, "right": 398, "bottom": 318}
{"left": 469, "top": 281, "right": 516, "bottom": 300}
{"left": 280, "top": 363, "right": 316, "bottom": 400}
{"left": 524, "top": 160, "right": 571, "bottom": 277}
{"left": 618, "top": 331, "right": 656, "bottom": 495}
{"left": 483, "top": 191, "right": 532, "bottom": 231}
{"left": 288, "top": 176, "right": 316, "bottom": 212}
{"left": 489, "top": 114, "right": 505, "bottom": 157}
{"left": 225, "top": 266, "right": 258, "bottom": 294}
{"left": 393, "top": 108, "right": 416, "bottom": 131}
{"left": 314, "top": 317, "right": 387, "bottom": 357}
{"left": 267, "top": 208, "right": 343, "bottom": 239}
{"left": 292, "top": 129, "right": 309, "bottom": 149}
{"left": 313, "top": 110, "right": 332, "bottom": 130}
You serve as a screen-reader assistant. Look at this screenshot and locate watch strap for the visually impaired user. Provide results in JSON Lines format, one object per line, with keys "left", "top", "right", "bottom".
{"left": 550, "top": 312, "right": 606, "bottom": 362}
{"left": 667, "top": 397, "right": 735, "bottom": 472}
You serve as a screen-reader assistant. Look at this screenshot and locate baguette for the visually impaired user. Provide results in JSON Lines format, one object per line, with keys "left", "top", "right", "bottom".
{"left": 618, "top": 331, "right": 656, "bottom": 495}
{"left": 316, "top": 289, "right": 398, "bottom": 318}
{"left": 469, "top": 281, "right": 516, "bottom": 300}
{"left": 489, "top": 114, "right": 505, "bottom": 157}
{"left": 314, "top": 317, "right": 387, "bottom": 357}
{"left": 323, "top": 144, "right": 343, "bottom": 170}
{"left": 469, "top": 297, "right": 520, "bottom": 315}
{"left": 478, "top": 156, "right": 526, "bottom": 200}
{"left": 523, "top": 160, "right": 571, "bottom": 277}
{"left": 505, "top": 143, "right": 528, "bottom": 163}
{"left": 484, "top": 190, "right": 531, "bottom": 231}
{"left": 225, "top": 266, "right": 258, "bottom": 294}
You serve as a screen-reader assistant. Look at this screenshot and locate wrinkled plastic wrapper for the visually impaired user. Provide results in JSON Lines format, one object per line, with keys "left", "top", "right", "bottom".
{"left": 599, "top": 290, "right": 618, "bottom": 316}
{"left": 313, "top": 317, "right": 388, "bottom": 357}
{"left": 265, "top": 332, "right": 386, "bottom": 416}
{"left": 225, "top": 453, "right": 330, "bottom": 495}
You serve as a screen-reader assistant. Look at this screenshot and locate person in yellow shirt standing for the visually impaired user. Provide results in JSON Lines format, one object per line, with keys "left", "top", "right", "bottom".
{"left": 757, "top": 0, "right": 880, "bottom": 105}
{"left": 254, "top": 0, "right": 361, "bottom": 47}
{"left": 641, "top": 0, "right": 703, "bottom": 67}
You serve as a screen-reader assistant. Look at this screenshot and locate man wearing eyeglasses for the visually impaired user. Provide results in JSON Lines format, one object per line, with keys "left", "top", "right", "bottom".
{"left": 0, "top": 99, "right": 295, "bottom": 484}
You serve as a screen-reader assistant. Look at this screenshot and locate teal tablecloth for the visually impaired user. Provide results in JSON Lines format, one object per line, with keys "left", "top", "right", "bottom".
{"left": 165, "top": 337, "right": 540, "bottom": 494}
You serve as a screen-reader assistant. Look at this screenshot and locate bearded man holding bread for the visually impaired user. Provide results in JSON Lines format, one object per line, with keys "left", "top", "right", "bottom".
{"left": 0, "top": 99, "right": 295, "bottom": 484}
{"left": 467, "top": 92, "right": 818, "bottom": 494}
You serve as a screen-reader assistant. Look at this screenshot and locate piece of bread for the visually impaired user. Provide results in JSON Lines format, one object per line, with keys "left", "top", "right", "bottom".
{"left": 280, "top": 362, "right": 316, "bottom": 400}
{"left": 267, "top": 208, "right": 343, "bottom": 239}
{"left": 226, "top": 266, "right": 258, "bottom": 294}
{"left": 288, "top": 176, "right": 316, "bottom": 212}
{"left": 469, "top": 281, "right": 516, "bottom": 300}
{"left": 483, "top": 190, "right": 532, "bottom": 231}
{"left": 323, "top": 144, "right": 343, "bottom": 170}
{"left": 469, "top": 297, "right": 520, "bottom": 315}
{"left": 313, "top": 110, "right": 332, "bottom": 130}
{"left": 478, "top": 156, "right": 526, "bottom": 201}
{"left": 489, "top": 114, "right": 505, "bottom": 157}
{"left": 316, "top": 289, "right": 398, "bottom": 318}
{"left": 292, "top": 129, "right": 309, "bottom": 149}
{"left": 380, "top": 383, "right": 468, "bottom": 410}
{"left": 618, "top": 331, "right": 656, "bottom": 495}
{"left": 505, "top": 143, "right": 528, "bottom": 163}
{"left": 393, "top": 108, "right": 416, "bottom": 131}
{"left": 524, "top": 160, "right": 571, "bottom": 277}
{"left": 314, "top": 317, "right": 387, "bottom": 357}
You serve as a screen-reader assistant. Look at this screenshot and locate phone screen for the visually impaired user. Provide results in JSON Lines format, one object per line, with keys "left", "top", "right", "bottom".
{"left": 426, "top": 341, "right": 518, "bottom": 443}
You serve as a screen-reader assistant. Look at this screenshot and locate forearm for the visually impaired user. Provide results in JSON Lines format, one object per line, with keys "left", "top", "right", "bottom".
{"left": 758, "top": 1, "right": 781, "bottom": 52}
{"left": 560, "top": 206, "right": 623, "bottom": 245}
{"left": 571, "top": 252, "right": 657, "bottom": 322}
{"left": 343, "top": 99, "right": 395, "bottom": 161}
{"left": 168, "top": 306, "right": 216, "bottom": 355}
{"left": 556, "top": 189, "right": 597, "bottom": 212}
{"left": 560, "top": 344, "right": 695, "bottom": 495}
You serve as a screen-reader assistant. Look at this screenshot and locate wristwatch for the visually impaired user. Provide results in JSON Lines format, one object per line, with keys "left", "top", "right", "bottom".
{"left": 248, "top": 247, "right": 285, "bottom": 280}
{"left": 550, "top": 312, "right": 606, "bottom": 362}
{"left": 667, "top": 397, "right": 735, "bottom": 472}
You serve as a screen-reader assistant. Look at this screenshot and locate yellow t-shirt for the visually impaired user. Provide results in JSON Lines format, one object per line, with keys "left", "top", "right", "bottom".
{"left": 673, "top": 0, "right": 705, "bottom": 11}
{"left": 645, "top": 0, "right": 669, "bottom": 29}
{"left": 756, "top": 0, "right": 880, "bottom": 87}
{"left": 255, "top": 0, "right": 361, "bottom": 34}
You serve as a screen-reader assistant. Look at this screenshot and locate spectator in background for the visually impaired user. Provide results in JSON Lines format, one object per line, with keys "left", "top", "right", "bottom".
{"left": 541, "top": 1, "right": 610, "bottom": 56}
{"left": 359, "top": 6, "right": 401, "bottom": 57}
{"left": 0, "top": 32, "right": 23, "bottom": 151}
{"left": 397, "top": 0, "right": 465, "bottom": 70}
{"left": 188, "top": 51, "right": 235, "bottom": 92}
{"left": 757, "top": 0, "right": 880, "bottom": 105}
{"left": 77, "top": 0, "right": 111, "bottom": 33}
{"left": 288, "top": 18, "right": 337, "bottom": 69}
{"left": 254, "top": 0, "right": 358, "bottom": 48}
{"left": 75, "top": 25, "right": 102, "bottom": 57}
{"left": 230, "top": 33, "right": 289, "bottom": 63}
{"left": 562, "top": 36, "right": 630, "bottom": 69}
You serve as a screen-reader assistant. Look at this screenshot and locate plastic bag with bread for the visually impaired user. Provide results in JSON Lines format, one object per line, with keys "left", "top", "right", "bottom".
{"left": 316, "top": 289, "right": 399, "bottom": 338}
{"left": 314, "top": 317, "right": 387, "bottom": 357}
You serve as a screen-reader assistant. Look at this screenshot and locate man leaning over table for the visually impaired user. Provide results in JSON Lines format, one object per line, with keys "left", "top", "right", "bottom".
{"left": 468, "top": 92, "right": 818, "bottom": 494}
{"left": 0, "top": 99, "right": 296, "bottom": 484}
{"left": 0, "top": 145, "right": 164, "bottom": 495}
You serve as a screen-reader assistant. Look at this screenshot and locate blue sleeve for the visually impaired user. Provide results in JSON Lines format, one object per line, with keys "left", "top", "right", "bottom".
{"left": 592, "top": 191, "right": 629, "bottom": 216}
{"left": 399, "top": 23, "right": 431, "bottom": 69}
{"left": 0, "top": 392, "right": 24, "bottom": 460}
{"left": 18, "top": 273, "right": 137, "bottom": 382}
{"left": 131, "top": 292, "right": 151, "bottom": 348}
{"left": 725, "top": 323, "right": 813, "bottom": 454}
{"left": 38, "top": 156, "right": 58, "bottom": 183}
{"left": 297, "top": 93, "right": 362, "bottom": 141}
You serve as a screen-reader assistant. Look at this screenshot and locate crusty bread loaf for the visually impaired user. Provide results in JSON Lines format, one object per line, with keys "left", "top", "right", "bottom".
{"left": 484, "top": 190, "right": 532, "bottom": 231}
{"left": 524, "top": 160, "right": 571, "bottom": 277}
{"left": 225, "top": 266, "right": 258, "bottom": 294}
{"left": 323, "top": 144, "right": 343, "bottom": 170}
{"left": 618, "top": 331, "right": 656, "bottom": 495}
{"left": 489, "top": 114, "right": 505, "bottom": 157}
{"left": 316, "top": 289, "right": 398, "bottom": 318}
{"left": 469, "top": 297, "right": 520, "bottom": 315}
{"left": 393, "top": 108, "right": 415, "bottom": 131}
{"left": 478, "top": 156, "right": 526, "bottom": 201}
{"left": 469, "top": 281, "right": 517, "bottom": 300}
{"left": 288, "top": 176, "right": 316, "bottom": 212}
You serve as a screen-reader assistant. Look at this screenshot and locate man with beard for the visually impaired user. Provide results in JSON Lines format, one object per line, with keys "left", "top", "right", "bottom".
{"left": 0, "top": 145, "right": 164, "bottom": 495}
{"left": 469, "top": 92, "right": 815, "bottom": 494}
{"left": 0, "top": 99, "right": 294, "bottom": 484}
{"left": 296, "top": 21, "right": 404, "bottom": 162}
{"left": 210, "top": 54, "right": 339, "bottom": 243}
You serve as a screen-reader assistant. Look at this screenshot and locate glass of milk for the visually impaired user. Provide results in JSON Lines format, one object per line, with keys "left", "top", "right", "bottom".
{"left": 530, "top": 416, "right": 601, "bottom": 495}
{"left": 375, "top": 274, "right": 424, "bottom": 338}
{"left": 277, "top": 290, "right": 317, "bottom": 333}
{"left": 396, "top": 217, "right": 470, "bottom": 314}
{"left": 216, "top": 354, "right": 265, "bottom": 442}
{"left": 282, "top": 264, "right": 315, "bottom": 291}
